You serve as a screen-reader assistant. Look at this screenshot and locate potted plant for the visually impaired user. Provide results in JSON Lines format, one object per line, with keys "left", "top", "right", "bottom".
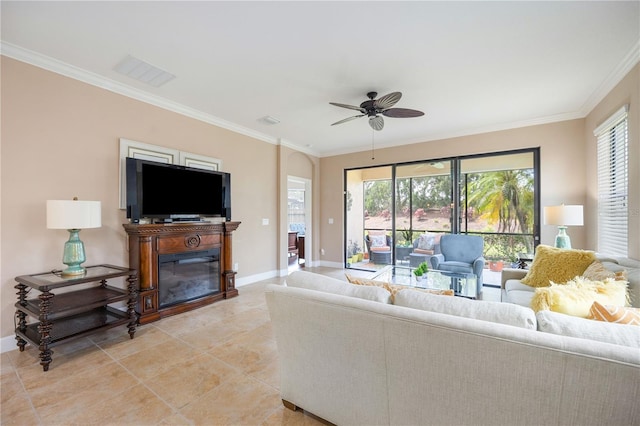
{"left": 488, "top": 257, "right": 504, "bottom": 272}
{"left": 347, "top": 240, "right": 362, "bottom": 264}
{"left": 413, "top": 261, "right": 429, "bottom": 281}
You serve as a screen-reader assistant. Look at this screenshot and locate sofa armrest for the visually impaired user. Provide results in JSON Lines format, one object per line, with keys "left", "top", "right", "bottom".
{"left": 501, "top": 268, "right": 527, "bottom": 289}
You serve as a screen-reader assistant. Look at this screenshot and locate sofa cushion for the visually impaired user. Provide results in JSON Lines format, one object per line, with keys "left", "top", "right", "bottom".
{"left": 286, "top": 271, "right": 392, "bottom": 303}
{"left": 394, "top": 290, "right": 536, "bottom": 329}
{"left": 536, "top": 310, "right": 640, "bottom": 348}
{"left": 521, "top": 245, "right": 597, "bottom": 288}
{"left": 505, "top": 280, "right": 535, "bottom": 293}
{"left": 505, "top": 290, "right": 536, "bottom": 307}
{"left": 588, "top": 301, "right": 640, "bottom": 325}
{"left": 414, "top": 248, "right": 435, "bottom": 255}
{"left": 530, "top": 276, "right": 628, "bottom": 318}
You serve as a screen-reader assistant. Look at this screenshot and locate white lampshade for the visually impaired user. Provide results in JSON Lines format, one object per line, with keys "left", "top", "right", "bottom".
{"left": 47, "top": 199, "right": 102, "bottom": 229}
{"left": 543, "top": 205, "right": 583, "bottom": 226}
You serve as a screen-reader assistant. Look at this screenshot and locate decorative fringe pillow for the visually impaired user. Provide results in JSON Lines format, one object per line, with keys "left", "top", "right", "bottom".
{"left": 521, "top": 245, "right": 596, "bottom": 288}
{"left": 345, "top": 274, "right": 400, "bottom": 301}
{"left": 530, "top": 276, "right": 629, "bottom": 318}
{"left": 588, "top": 301, "right": 640, "bottom": 325}
{"left": 345, "top": 274, "right": 453, "bottom": 303}
{"left": 582, "top": 260, "right": 616, "bottom": 281}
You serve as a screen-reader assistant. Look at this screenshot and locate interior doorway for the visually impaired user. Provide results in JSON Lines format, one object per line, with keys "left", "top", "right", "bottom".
{"left": 287, "top": 176, "right": 311, "bottom": 269}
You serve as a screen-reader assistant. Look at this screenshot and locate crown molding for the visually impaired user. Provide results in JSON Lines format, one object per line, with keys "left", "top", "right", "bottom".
{"left": 319, "top": 110, "right": 585, "bottom": 158}
{"left": 0, "top": 42, "right": 279, "bottom": 146}
{"left": 2, "top": 38, "right": 638, "bottom": 159}
{"left": 580, "top": 39, "right": 640, "bottom": 115}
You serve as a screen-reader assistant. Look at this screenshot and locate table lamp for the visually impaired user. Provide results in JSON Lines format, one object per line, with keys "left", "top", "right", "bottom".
{"left": 543, "top": 204, "right": 583, "bottom": 249}
{"left": 47, "top": 198, "right": 102, "bottom": 276}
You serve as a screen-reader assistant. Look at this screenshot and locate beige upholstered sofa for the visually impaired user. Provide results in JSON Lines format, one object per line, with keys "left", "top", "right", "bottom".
{"left": 265, "top": 271, "right": 640, "bottom": 426}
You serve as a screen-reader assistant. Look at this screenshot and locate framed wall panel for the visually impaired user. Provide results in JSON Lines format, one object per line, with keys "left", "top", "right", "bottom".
{"left": 119, "top": 138, "right": 222, "bottom": 209}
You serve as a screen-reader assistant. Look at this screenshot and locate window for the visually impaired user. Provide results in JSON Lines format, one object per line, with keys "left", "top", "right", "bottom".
{"left": 595, "top": 105, "right": 629, "bottom": 257}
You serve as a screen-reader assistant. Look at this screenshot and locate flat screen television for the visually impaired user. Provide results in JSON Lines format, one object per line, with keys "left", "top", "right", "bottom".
{"left": 126, "top": 157, "right": 231, "bottom": 222}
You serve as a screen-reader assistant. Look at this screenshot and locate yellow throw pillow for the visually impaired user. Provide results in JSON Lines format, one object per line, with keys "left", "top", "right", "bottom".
{"left": 521, "top": 245, "right": 596, "bottom": 288}
{"left": 530, "top": 276, "right": 629, "bottom": 318}
{"left": 588, "top": 301, "right": 640, "bottom": 325}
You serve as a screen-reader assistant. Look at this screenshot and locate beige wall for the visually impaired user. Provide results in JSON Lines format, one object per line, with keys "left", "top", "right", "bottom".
{"left": 319, "top": 65, "right": 640, "bottom": 265}
{"left": 585, "top": 64, "right": 640, "bottom": 259}
{"left": 0, "top": 57, "right": 320, "bottom": 340}
{"left": 2, "top": 55, "right": 638, "bottom": 343}
{"left": 320, "top": 120, "right": 588, "bottom": 264}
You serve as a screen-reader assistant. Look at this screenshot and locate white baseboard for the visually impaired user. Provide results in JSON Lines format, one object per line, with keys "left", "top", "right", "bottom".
{"left": 235, "top": 270, "right": 280, "bottom": 287}
{"left": 1, "top": 266, "right": 344, "bottom": 353}
{"left": 1, "top": 270, "right": 282, "bottom": 353}
{"left": 1, "top": 335, "right": 18, "bottom": 354}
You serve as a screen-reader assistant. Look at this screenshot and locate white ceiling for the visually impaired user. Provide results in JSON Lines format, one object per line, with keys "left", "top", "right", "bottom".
{"left": 2, "top": 1, "right": 639, "bottom": 157}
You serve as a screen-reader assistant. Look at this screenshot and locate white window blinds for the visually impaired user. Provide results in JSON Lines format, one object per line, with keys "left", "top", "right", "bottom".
{"left": 594, "top": 105, "right": 629, "bottom": 257}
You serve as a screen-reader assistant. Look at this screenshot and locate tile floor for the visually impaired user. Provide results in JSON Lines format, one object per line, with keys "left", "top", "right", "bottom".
{"left": 1, "top": 266, "right": 501, "bottom": 425}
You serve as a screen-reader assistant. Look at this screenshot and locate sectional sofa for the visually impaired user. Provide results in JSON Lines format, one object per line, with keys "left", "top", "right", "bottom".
{"left": 265, "top": 270, "right": 640, "bottom": 426}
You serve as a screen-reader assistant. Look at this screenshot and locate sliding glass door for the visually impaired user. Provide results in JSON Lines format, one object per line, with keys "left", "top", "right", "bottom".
{"left": 345, "top": 166, "right": 392, "bottom": 270}
{"left": 394, "top": 161, "right": 453, "bottom": 264}
{"left": 460, "top": 152, "right": 538, "bottom": 283}
{"left": 344, "top": 149, "right": 540, "bottom": 282}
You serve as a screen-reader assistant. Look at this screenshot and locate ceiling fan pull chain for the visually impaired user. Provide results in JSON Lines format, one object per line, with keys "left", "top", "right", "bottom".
{"left": 371, "top": 129, "right": 375, "bottom": 160}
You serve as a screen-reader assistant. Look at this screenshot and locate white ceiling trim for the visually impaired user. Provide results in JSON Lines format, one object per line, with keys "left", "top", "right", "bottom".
{"left": 2, "top": 38, "right": 639, "bottom": 159}
{"left": 0, "top": 42, "right": 279, "bottom": 147}
{"left": 579, "top": 39, "right": 640, "bottom": 115}
{"left": 318, "top": 110, "right": 587, "bottom": 158}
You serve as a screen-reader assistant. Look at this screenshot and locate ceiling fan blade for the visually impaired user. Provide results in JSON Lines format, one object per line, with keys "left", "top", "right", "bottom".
{"left": 329, "top": 102, "right": 366, "bottom": 113}
{"left": 382, "top": 108, "right": 424, "bottom": 118}
{"left": 374, "top": 92, "right": 402, "bottom": 110}
{"left": 331, "top": 114, "right": 364, "bottom": 126}
{"left": 369, "top": 115, "right": 384, "bottom": 131}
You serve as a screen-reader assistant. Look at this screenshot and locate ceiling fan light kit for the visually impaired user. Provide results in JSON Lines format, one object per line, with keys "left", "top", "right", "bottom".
{"left": 330, "top": 91, "right": 424, "bottom": 131}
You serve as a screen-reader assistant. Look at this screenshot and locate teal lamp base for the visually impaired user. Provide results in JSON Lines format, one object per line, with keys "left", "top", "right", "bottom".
{"left": 61, "top": 229, "right": 87, "bottom": 277}
{"left": 554, "top": 226, "right": 572, "bottom": 249}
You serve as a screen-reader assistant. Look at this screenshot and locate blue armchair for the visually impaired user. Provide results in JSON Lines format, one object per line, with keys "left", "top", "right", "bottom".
{"left": 429, "top": 234, "right": 485, "bottom": 292}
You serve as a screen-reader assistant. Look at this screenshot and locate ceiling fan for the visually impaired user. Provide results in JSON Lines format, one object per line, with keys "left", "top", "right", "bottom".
{"left": 330, "top": 91, "right": 424, "bottom": 131}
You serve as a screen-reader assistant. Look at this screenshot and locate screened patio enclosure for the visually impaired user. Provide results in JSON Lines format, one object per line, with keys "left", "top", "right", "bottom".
{"left": 344, "top": 149, "right": 540, "bottom": 286}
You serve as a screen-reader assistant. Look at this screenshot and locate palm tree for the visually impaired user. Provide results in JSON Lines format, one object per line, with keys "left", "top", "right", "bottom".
{"left": 468, "top": 170, "right": 534, "bottom": 250}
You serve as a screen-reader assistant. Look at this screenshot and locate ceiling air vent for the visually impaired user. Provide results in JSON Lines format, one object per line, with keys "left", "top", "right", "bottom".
{"left": 114, "top": 55, "right": 175, "bottom": 87}
{"left": 257, "top": 115, "right": 281, "bottom": 125}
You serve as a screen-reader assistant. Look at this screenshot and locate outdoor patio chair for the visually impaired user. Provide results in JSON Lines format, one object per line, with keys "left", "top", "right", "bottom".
{"left": 365, "top": 232, "right": 392, "bottom": 264}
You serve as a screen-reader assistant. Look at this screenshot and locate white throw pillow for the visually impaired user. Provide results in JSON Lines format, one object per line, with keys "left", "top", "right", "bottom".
{"left": 394, "top": 290, "right": 536, "bottom": 330}
{"left": 536, "top": 310, "right": 640, "bottom": 348}
{"left": 417, "top": 233, "right": 435, "bottom": 250}
{"left": 286, "top": 271, "right": 392, "bottom": 304}
{"left": 370, "top": 235, "right": 387, "bottom": 247}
